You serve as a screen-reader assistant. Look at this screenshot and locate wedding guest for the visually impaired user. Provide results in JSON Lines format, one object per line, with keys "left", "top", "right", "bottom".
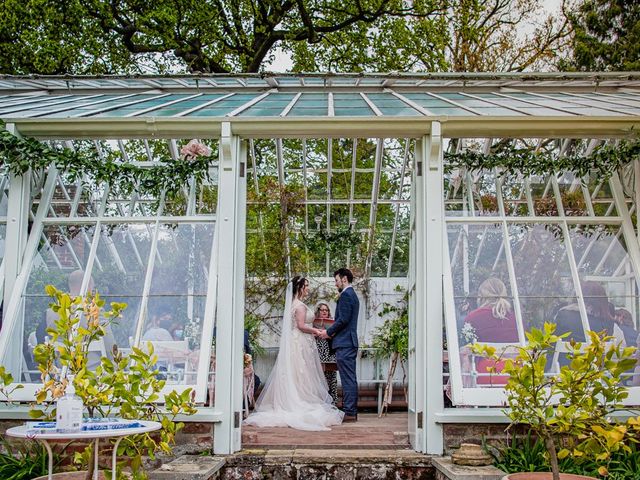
{"left": 314, "top": 302, "right": 338, "bottom": 404}
{"left": 464, "top": 277, "right": 518, "bottom": 343}
{"left": 614, "top": 308, "right": 638, "bottom": 346}
{"left": 142, "top": 307, "right": 173, "bottom": 341}
{"left": 463, "top": 277, "right": 518, "bottom": 386}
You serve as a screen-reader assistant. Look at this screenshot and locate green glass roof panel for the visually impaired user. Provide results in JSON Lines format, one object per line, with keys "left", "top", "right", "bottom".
{"left": 95, "top": 94, "right": 194, "bottom": 117}
{"left": 240, "top": 93, "right": 296, "bottom": 116}
{"left": 1, "top": 74, "right": 639, "bottom": 120}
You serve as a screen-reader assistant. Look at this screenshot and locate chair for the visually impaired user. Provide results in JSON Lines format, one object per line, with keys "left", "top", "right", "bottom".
{"left": 146, "top": 340, "right": 191, "bottom": 383}
{"left": 469, "top": 342, "right": 519, "bottom": 387}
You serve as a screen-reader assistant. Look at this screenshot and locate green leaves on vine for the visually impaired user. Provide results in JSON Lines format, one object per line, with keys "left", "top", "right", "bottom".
{"left": 0, "top": 122, "right": 214, "bottom": 198}
{"left": 444, "top": 139, "right": 640, "bottom": 180}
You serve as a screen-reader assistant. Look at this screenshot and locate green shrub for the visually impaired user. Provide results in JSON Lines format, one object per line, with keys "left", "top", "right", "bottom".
{"left": 0, "top": 438, "right": 59, "bottom": 480}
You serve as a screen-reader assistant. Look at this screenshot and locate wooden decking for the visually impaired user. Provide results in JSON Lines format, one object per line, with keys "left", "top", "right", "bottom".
{"left": 241, "top": 412, "right": 409, "bottom": 449}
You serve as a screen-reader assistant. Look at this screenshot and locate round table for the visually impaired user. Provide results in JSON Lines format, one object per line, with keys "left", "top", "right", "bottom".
{"left": 6, "top": 419, "right": 161, "bottom": 480}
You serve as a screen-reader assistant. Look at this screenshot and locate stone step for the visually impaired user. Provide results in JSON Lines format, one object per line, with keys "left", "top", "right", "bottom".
{"left": 218, "top": 448, "right": 435, "bottom": 479}
{"left": 148, "top": 455, "right": 226, "bottom": 480}
{"left": 432, "top": 457, "right": 506, "bottom": 480}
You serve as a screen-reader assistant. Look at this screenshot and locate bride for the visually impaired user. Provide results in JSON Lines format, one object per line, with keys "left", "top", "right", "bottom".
{"left": 244, "top": 276, "right": 344, "bottom": 431}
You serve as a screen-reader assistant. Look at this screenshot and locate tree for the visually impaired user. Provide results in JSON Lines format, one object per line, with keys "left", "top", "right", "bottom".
{"left": 289, "top": 0, "right": 571, "bottom": 72}
{"left": 0, "top": 0, "right": 571, "bottom": 75}
{"left": 561, "top": 0, "right": 640, "bottom": 71}
{"left": 0, "top": 0, "right": 441, "bottom": 74}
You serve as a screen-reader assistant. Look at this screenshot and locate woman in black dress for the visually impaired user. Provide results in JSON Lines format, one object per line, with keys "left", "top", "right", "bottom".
{"left": 314, "top": 302, "right": 338, "bottom": 404}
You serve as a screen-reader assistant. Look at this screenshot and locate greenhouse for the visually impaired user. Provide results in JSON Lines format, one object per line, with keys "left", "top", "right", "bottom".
{"left": 0, "top": 72, "right": 639, "bottom": 456}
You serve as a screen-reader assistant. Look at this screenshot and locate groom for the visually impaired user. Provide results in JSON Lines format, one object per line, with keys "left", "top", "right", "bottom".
{"left": 320, "top": 268, "right": 360, "bottom": 422}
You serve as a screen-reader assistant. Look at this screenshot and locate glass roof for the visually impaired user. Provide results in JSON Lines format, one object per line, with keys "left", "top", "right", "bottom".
{"left": 1, "top": 73, "right": 640, "bottom": 120}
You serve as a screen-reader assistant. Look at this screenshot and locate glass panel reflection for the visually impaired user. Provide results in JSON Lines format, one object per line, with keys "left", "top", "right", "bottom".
{"left": 93, "top": 223, "right": 153, "bottom": 349}
{"left": 20, "top": 224, "right": 96, "bottom": 381}
{"left": 140, "top": 223, "right": 215, "bottom": 385}
{"left": 509, "top": 223, "right": 578, "bottom": 336}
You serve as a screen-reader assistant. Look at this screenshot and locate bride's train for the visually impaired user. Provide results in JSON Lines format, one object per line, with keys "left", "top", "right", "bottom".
{"left": 245, "top": 294, "right": 344, "bottom": 431}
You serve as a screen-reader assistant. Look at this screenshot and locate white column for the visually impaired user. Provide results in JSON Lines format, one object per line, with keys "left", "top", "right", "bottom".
{"left": 421, "top": 123, "right": 445, "bottom": 454}
{"left": 2, "top": 124, "right": 30, "bottom": 309}
{"left": 213, "top": 123, "right": 246, "bottom": 454}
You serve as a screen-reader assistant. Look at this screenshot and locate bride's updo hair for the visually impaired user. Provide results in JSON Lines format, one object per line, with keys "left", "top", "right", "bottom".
{"left": 291, "top": 276, "right": 307, "bottom": 298}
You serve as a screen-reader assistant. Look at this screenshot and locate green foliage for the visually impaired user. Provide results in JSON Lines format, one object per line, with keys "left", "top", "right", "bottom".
{"left": 302, "top": 223, "right": 365, "bottom": 259}
{"left": 0, "top": 365, "right": 23, "bottom": 402}
{"left": 0, "top": 438, "right": 58, "bottom": 480}
{"left": 561, "top": 0, "right": 640, "bottom": 71}
{"left": 444, "top": 139, "right": 640, "bottom": 183}
{"left": 244, "top": 313, "right": 265, "bottom": 357}
{"left": 491, "top": 432, "right": 555, "bottom": 473}
{"left": 492, "top": 433, "right": 640, "bottom": 479}
{"left": 0, "top": 123, "right": 215, "bottom": 199}
{"left": 30, "top": 286, "right": 196, "bottom": 479}
{"left": 473, "top": 323, "right": 640, "bottom": 479}
{"left": 368, "top": 287, "right": 408, "bottom": 360}
{"left": 0, "top": 0, "right": 443, "bottom": 74}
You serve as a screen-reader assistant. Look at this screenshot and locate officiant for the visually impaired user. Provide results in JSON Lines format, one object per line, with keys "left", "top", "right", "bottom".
{"left": 314, "top": 302, "right": 338, "bottom": 404}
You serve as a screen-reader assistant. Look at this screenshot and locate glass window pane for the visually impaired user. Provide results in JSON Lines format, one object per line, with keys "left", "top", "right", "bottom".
{"left": 12, "top": 224, "right": 96, "bottom": 382}
{"left": 509, "top": 223, "right": 579, "bottom": 336}
{"left": 92, "top": 223, "right": 153, "bottom": 349}
{"left": 140, "top": 223, "right": 215, "bottom": 387}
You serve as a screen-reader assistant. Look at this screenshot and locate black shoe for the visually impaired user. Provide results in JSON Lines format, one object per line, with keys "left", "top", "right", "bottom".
{"left": 343, "top": 414, "right": 357, "bottom": 423}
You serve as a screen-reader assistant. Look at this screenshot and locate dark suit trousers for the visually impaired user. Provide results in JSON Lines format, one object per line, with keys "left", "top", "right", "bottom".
{"left": 336, "top": 347, "right": 358, "bottom": 416}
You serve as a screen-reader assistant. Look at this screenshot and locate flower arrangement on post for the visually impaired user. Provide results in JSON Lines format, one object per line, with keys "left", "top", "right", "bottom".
{"left": 31, "top": 286, "right": 196, "bottom": 480}
{"left": 473, "top": 323, "right": 640, "bottom": 480}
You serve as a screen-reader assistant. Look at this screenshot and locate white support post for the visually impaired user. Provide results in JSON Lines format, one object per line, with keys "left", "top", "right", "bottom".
{"left": 420, "top": 123, "right": 445, "bottom": 454}
{"left": 2, "top": 124, "right": 30, "bottom": 309}
{"left": 213, "top": 123, "right": 246, "bottom": 454}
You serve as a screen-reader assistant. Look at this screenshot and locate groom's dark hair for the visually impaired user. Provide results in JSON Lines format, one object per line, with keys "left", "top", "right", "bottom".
{"left": 333, "top": 268, "right": 353, "bottom": 283}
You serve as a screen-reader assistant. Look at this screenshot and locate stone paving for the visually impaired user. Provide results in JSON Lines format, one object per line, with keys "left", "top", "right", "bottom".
{"left": 241, "top": 412, "right": 409, "bottom": 449}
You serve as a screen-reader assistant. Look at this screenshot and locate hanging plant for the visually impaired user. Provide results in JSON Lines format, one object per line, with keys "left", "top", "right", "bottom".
{"left": 302, "top": 223, "right": 364, "bottom": 257}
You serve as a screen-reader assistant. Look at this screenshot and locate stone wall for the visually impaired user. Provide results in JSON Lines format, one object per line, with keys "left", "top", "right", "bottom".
{"left": 443, "top": 423, "right": 527, "bottom": 455}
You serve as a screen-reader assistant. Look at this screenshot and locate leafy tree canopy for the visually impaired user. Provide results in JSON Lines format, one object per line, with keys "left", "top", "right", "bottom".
{"left": 561, "top": 0, "right": 640, "bottom": 71}
{"left": 0, "top": 0, "right": 569, "bottom": 74}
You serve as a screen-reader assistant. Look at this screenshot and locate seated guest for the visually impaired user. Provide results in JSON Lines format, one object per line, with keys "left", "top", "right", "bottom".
{"left": 614, "top": 308, "right": 639, "bottom": 346}
{"left": 464, "top": 277, "right": 518, "bottom": 343}
{"left": 463, "top": 278, "right": 518, "bottom": 386}
{"left": 142, "top": 307, "right": 173, "bottom": 341}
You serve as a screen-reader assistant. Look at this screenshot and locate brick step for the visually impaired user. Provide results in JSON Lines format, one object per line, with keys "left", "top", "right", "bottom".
{"left": 242, "top": 412, "right": 410, "bottom": 450}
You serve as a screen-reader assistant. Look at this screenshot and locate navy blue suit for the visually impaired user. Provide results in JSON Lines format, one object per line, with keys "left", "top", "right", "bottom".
{"left": 326, "top": 286, "right": 359, "bottom": 416}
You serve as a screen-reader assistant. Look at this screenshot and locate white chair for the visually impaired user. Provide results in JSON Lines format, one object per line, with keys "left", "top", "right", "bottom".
{"left": 469, "top": 342, "right": 520, "bottom": 387}
{"left": 146, "top": 340, "right": 191, "bottom": 383}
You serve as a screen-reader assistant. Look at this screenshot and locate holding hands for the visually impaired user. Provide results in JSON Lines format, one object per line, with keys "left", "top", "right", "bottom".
{"left": 315, "top": 329, "right": 330, "bottom": 340}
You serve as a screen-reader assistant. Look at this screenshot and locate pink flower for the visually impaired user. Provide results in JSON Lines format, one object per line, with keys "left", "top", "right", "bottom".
{"left": 180, "top": 139, "right": 211, "bottom": 160}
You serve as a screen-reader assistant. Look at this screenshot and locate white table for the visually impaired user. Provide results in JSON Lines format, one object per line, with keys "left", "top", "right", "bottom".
{"left": 6, "top": 419, "right": 161, "bottom": 480}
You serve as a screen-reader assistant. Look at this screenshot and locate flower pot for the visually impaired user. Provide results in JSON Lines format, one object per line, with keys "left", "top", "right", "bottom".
{"left": 502, "top": 473, "right": 594, "bottom": 480}
{"left": 32, "top": 471, "right": 107, "bottom": 480}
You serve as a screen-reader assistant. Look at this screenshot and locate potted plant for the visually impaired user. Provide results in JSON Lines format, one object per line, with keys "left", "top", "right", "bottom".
{"left": 473, "top": 323, "right": 640, "bottom": 480}
{"left": 30, "top": 285, "right": 196, "bottom": 480}
{"left": 368, "top": 286, "right": 408, "bottom": 415}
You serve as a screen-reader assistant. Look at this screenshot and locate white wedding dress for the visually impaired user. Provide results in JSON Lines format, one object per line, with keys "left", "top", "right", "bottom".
{"left": 244, "top": 289, "right": 344, "bottom": 431}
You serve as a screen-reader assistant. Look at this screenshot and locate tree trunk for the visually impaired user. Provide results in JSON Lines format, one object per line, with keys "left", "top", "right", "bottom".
{"left": 544, "top": 435, "right": 560, "bottom": 480}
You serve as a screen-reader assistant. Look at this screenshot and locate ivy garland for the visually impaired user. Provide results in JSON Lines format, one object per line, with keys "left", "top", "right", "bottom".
{"left": 0, "top": 123, "right": 215, "bottom": 197}
{"left": 443, "top": 139, "right": 640, "bottom": 179}
{"left": 1, "top": 122, "right": 639, "bottom": 198}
